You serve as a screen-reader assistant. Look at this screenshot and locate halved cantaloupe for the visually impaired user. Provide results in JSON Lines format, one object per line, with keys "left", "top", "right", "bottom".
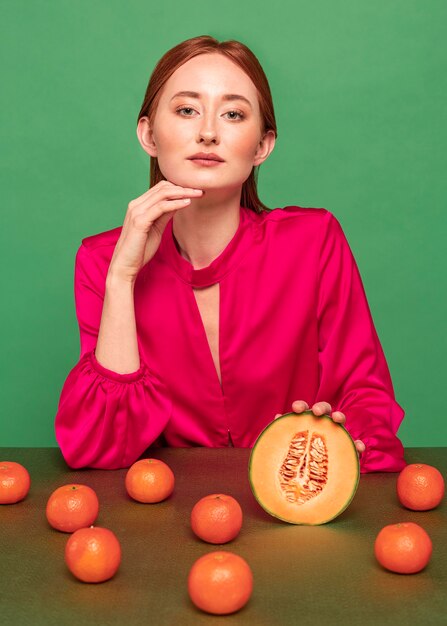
{"left": 249, "top": 411, "right": 360, "bottom": 525}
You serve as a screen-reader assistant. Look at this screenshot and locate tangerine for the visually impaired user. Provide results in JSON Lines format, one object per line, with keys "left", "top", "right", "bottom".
{"left": 65, "top": 526, "right": 121, "bottom": 583}
{"left": 125, "top": 458, "right": 174, "bottom": 503}
{"left": 188, "top": 551, "right": 253, "bottom": 615}
{"left": 191, "top": 494, "right": 243, "bottom": 544}
{"left": 397, "top": 463, "right": 445, "bottom": 511}
{"left": 0, "top": 461, "right": 31, "bottom": 504}
{"left": 46, "top": 484, "right": 99, "bottom": 532}
{"left": 374, "top": 522, "right": 432, "bottom": 574}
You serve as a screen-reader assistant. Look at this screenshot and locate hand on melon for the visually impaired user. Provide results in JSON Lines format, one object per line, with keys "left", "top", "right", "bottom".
{"left": 275, "top": 400, "right": 365, "bottom": 457}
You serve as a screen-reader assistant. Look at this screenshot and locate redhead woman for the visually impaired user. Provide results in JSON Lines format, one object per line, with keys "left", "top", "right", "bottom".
{"left": 55, "top": 35, "right": 405, "bottom": 472}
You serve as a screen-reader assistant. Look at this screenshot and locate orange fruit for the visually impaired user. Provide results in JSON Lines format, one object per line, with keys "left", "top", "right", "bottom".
{"left": 374, "top": 522, "right": 432, "bottom": 574}
{"left": 191, "top": 494, "right": 243, "bottom": 544}
{"left": 188, "top": 551, "right": 253, "bottom": 615}
{"left": 397, "top": 463, "right": 445, "bottom": 511}
{"left": 46, "top": 484, "right": 99, "bottom": 532}
{"left": 65, "top": 526, "right": 121, "bottom": 583}
{"left": 125, "top": 458, "right": 174, "bottom": 503}
{"left": 0, "top": 461, "right": 31, "bottom": 504}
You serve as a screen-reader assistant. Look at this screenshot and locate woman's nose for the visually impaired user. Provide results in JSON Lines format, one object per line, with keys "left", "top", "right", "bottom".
{"left": 197, "top": 115, "right": 219, "bottom": 144}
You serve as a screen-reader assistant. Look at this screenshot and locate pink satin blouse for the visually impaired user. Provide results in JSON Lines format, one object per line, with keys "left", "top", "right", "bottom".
{"left": 55, "top": 205, "right": 406, "bottom": 472}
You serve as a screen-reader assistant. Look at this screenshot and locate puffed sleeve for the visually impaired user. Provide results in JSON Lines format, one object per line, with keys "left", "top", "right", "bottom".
{"left": 54, "top": 243, "right": 172, "bottom": 470}
{"left": 316, "top": 212, "right": 406, "bottom": 473}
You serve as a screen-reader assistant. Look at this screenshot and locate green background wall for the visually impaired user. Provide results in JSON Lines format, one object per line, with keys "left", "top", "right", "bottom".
{"left": 1, "top": 1, "right": 446, "bottom": 447}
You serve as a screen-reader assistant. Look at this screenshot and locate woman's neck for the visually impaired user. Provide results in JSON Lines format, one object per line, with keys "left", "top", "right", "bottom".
{"left": 172, "top": 191, "right": 241, "bottom": 270}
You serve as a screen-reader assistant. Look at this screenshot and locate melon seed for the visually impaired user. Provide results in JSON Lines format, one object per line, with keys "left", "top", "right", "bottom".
{"left": 277, "top": 431, "right": 329, "bottom": 504}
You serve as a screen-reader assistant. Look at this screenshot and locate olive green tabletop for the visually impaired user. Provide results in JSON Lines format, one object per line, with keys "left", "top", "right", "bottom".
{"left": 1, "top": 447, "right": 446, "bottom": 626}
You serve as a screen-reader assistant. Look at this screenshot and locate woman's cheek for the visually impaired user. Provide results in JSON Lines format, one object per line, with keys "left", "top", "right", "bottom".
{"left": 157, "top": 158, "right": 186, "bottom": 186}
{"left": 231, "top": 127, "right": 263, "bottom": 159}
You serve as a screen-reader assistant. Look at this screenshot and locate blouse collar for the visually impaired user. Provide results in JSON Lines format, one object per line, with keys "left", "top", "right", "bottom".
{"left": 159, "top": 206, "right": 259, "bottom": 288}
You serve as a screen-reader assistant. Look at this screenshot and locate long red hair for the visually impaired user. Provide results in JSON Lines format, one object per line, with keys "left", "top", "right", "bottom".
{"left": 137, "top": 35, "right": 277, "bottom": 213}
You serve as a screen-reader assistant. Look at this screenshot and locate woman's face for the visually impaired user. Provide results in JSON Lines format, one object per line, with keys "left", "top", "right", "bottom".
{"left": 138, "top": 53, "right": 275, "bottom": 192}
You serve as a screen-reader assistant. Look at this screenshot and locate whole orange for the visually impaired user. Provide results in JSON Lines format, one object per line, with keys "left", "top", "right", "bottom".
{"left": 188, "top": 551, "right": 253, "bottom": 615}
{"left": 374, "top": 522, "right": 432, "bottom": 574}
{"left": 125, "top": 458, "right": 174, "bottom": 503}
{"left": 46, "top": 484, "right": 99, "bottom": 532}
{"left": 191, "top": 494, "right": 243, "bottom": 544}
{"left": 397, "top": 463, "right": 445, "bottom": 511}
{"left": 0, "top": 461, "right": 31, "bottom": 504}
{"left": 65, "top": 526, "right": 121, "bottom": 583}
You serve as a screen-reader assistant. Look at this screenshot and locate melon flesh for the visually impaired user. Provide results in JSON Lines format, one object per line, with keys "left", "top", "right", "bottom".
{"left": 249, "top": 411, "right": 360, "bottom": 525}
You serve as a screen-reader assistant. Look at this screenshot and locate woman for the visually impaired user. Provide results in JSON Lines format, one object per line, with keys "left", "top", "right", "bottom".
{"left": 55, "top": 35, "right": 406, "bottom": 472}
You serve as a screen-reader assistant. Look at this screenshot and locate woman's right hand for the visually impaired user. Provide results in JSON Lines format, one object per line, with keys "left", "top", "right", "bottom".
{"left": 108, "top": 180, "right": 203, "bottom": 283}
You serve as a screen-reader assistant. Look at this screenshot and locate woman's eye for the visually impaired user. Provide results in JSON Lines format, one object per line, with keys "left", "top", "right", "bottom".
{"left": 224, "top": 110, "right": 244, "bottom": 120}
{"left": 176, "top": 107, "right": 196, "bottom": 116}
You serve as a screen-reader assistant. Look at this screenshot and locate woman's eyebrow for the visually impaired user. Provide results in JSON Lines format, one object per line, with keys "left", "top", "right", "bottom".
{"left": 170, "top": 90, "right": 252, "bottom": 108}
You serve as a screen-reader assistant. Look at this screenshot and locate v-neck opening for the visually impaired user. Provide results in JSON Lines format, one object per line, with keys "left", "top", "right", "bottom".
{"left": 192, "top": 283, "right": 223, "bottom": 393}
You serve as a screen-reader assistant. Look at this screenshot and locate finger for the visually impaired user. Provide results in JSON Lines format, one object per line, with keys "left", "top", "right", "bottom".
{"left": 274, "top": 413, "right": 282, "bottom": 420}
{"left": 355, "top": 440, "right": 366, "bottom": 454}
{"left": 130, "top": 183, "right": 203, "bottom": 208}
{"left": 331, "top": 411, "right": 346, "bottom": 424}
{"left": 147, "top": 209, "right": 179, "bottom": 240}
{"left": 127, "top": 198, "right": 196, "bottom": 233}
{"left": 151, "top": 185, "right": 203, "bottom": 202}
{"left": 144, "top": 179, "right": 202, "bottom": 197}
{"left": 311, "top": 402, "right": 332, "bottom": 416}
{"left": 291, "top": 400, "right": 309, "bottom": 413}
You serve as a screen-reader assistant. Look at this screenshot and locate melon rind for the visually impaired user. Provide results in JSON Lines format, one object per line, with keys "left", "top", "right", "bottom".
{"left": 248, "top": 411, "right": 360, "bottom": 525}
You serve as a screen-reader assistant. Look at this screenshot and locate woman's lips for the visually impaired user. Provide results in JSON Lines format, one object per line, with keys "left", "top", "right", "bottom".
{"left": 187, "top": 153, "right": 224, "bottom": 167}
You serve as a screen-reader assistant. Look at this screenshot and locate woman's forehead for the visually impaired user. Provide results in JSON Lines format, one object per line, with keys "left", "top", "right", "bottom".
{"left": 161, "top": 53, "right": 259, "bottom": 102}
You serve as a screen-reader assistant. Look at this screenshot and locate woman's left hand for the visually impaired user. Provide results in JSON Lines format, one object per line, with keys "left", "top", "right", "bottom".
{"left": 275, "top": 400, "right": 365, "bottom": 457}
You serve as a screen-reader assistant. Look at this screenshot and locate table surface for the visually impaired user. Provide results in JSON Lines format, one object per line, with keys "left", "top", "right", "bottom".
{"left": 1, "top": 447, "right": 446, "bottom": 626}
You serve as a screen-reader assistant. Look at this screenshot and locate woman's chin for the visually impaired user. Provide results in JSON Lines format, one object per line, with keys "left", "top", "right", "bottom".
{"left": 158, "top": 171, "right": 247, "bottom": 208}
{"left": 164, "top": 178, "right": 239, "bottom": 199}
